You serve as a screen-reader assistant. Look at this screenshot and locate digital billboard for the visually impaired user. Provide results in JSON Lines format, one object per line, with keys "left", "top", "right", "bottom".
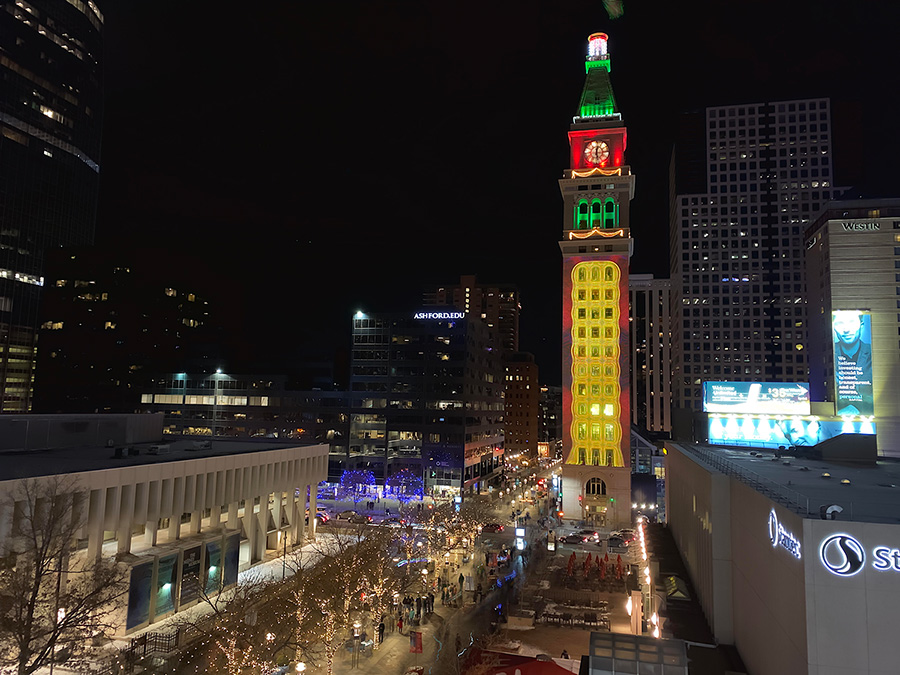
{"left": 702, "top": 381, "right": 811, "bottom": 415}
{"left": 832, "top": 310, "right": 874, "bottom": 416}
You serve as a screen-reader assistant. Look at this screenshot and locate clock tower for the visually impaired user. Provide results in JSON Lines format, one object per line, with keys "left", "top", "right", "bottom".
{"left": 558, "top": 33, "right": 634, "bottom": 528}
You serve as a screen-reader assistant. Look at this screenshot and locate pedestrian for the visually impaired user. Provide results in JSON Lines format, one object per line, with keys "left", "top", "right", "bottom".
{"left": 378, "top": 620, "right": 385, "bottom": 644}
{"left": 416, "top": 596, "right": 422, "bottom": 616}
{"left": 398, "top": 616, "right": 404, "bottom": 635}
{"left": 561, "top": 649, "right": 569, "bottom": 659}
{"left": 458, "top": 572, "right": 465, "bottom": 590}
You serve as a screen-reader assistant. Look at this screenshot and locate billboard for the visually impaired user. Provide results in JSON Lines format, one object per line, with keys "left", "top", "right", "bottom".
{"left": 703, "top": 381, "right": 810, "bottom": 415}
{"left": 832, "top": 310, "right": 874, "bottom": 416}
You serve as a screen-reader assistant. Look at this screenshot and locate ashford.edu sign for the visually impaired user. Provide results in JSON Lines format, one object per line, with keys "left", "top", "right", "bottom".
{"left": 768, "top": 510, "right": 802, "bottom": 559}
{"left": 820, "top": 533, "right": 900, "bottom": 577}
{"left": 413, "top": 311, "right": 464, "bottom": 320}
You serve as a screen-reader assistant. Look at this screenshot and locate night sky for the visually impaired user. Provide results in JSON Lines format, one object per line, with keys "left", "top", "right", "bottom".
{"left": 97, "top": 1, "right": 900, "bottom": 385}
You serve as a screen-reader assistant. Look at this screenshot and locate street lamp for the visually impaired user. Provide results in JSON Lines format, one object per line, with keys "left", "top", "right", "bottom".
{"left": 295, "top": 663, "right": 306, "bottom": 673}
{"left": 351, "top": 621, "right": 362, "bottom": 669}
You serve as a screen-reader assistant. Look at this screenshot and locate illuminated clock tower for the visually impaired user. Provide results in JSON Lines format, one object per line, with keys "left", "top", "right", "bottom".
{"left": 559, "top": 33, "right": 633, "bottom": 527}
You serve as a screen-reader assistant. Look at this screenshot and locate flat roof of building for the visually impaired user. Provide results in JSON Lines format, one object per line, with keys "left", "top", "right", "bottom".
{"left": 0, "top": 437, "right": 318, "bottom": 482}
{"left": 670, "top": 442, "right": 900, "bottom": 524}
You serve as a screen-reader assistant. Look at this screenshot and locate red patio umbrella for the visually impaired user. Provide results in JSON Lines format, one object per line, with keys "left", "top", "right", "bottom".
{"left": 599, "top": 561, "right": 606, "bottom": 580}
{"left": 567, "top": 551, "right": 576, "bottom": 577}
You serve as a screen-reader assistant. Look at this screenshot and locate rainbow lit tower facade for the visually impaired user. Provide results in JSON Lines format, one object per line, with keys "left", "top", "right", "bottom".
{"left": 559, "top": 33, "right": 633, "bottom": 527}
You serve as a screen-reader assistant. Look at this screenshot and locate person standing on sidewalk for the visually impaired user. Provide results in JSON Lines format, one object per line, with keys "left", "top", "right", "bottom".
{"left": 378, "top": 620, "right": 385, "bottom": 644}
{"left": 398, "top": 615, "right": 404, "bottom": 635}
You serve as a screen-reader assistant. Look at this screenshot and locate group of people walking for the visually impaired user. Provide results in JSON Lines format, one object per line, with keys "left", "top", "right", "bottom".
{"left": 395, "top": 593, "right": 434, "bottom": 634}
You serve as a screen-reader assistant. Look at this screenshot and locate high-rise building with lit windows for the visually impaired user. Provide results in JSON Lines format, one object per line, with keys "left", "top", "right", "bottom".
{"left": 669, "top": 99, "right": 851, "bottom": 430}
{"left": 424, "top": 275, "right": 520, "bottom": 352}
{"left": 629, "top": 274, "right": 672, "bottom": 434}
{"left": 558, "top": 33, "right": 633, "bottom": 527}
{"left": 0, "top": 0, "right": 104, "bottom": 411}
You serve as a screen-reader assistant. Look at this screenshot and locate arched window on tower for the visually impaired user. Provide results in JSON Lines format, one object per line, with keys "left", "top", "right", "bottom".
{"left": 575, "top": 200, "right": 589, "bottom": 229}
{"left": 590, "top": 199, "right": 603, "bottom": 229}
{"left": 603, "top": 198, "right": 618, "bottom": 229}
{"left": 585, "top": 477, "right": 607, "bottom": 495}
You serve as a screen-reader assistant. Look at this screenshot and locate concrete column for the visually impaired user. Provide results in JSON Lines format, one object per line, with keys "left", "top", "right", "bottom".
{"left": 227, "top": 501, "right": 239, "bottom": 530}
{"left": 272, "top": 491, "right": 283, "bottom": 543}
{"left": 0, "top": 503, "right": 13, "bottom": 555}
{"left": 307, "top": 485, "right": 317, "bottom": 541}
{"left": 87, "top": 488, "right": 107, "bottom": 561}
{"left": 117, "top": 484, "right": 135, "bottom": 555}
{"left": 253, "top": 494, "right": 267, "bottom": 563}
{"left": 209, "top": 504, "right": 222, "bottom": 530}
{"left": 169, "top": 477, "right": 185, "bottom": 541}
{"left": 189, "top": 511, "right": 202, "bottom": 535}
{"left": 144, "top": 519, "right": 158, "bottom": 546}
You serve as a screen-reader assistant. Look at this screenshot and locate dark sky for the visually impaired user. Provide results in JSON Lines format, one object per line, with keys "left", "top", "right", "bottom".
{"left": 97, "top": 1, "right": 900, "bottom": 385}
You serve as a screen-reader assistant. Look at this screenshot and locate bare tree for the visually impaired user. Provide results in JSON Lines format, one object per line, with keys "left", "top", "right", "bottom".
{"left": 0, "top": 477, "right": 126, "bottom": 675}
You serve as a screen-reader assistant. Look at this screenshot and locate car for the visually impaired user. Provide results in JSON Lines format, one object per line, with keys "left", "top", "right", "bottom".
{"left": 577, "top": 529, "right": 600, "bottom": 542}
{"left": 607, "top": 536, "right": 627, "bottom": 548}
{"left": 347, "top": 513, "right": 373, "bottom": 524}
{"left": 482, "top": 523, "right": 504, "bottom": 533}
{"left": 380, "top": 517, "right": 404, "bottom": 527}
{"left": 305, "top": 510, "right": 329, "bottom": 524}
{"left": 618, "top": 529, "right": 637, "bottom": 543}
{"left": 336, "top": 510, "right": 359, "bottom": 520}
{"left": 561, "top": 533, "right": 589, "bottom": 544}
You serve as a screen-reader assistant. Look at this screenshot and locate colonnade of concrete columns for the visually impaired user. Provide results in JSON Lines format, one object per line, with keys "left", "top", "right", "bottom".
{"left": 0, "top": 448, "right": 333, "bottom": 564}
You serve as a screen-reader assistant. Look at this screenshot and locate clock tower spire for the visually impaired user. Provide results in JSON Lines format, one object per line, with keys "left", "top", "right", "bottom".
{"left": 558, "top": 32, "right": 634, "bottom": 528}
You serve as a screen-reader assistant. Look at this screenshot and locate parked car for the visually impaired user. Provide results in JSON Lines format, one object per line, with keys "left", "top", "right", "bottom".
{"left": 347, "top": 513, "right": 373, "bottom": 524}
{"left": 561, "top": 533, "right": 589, "bottom": 544}
{"left": 482, "top": 523, "right": 505, "bottom": 533}
{"left": 607, "top": 536, "right": 627, "bottom": 548}
{"left": 336, "top": 510, "right": 358, "bottom": 520}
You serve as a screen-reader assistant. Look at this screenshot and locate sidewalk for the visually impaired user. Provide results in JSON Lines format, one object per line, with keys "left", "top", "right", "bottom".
{"left": 330, "top": 604, "right": 451, "bottom": 675}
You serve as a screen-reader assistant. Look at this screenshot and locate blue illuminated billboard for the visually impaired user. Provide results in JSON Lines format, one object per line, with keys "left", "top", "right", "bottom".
{"left": 832, "top": 310, "right": 874, "bottom": 416}
{"left": 702, "top": 381, "right": 810, "bottom": 415}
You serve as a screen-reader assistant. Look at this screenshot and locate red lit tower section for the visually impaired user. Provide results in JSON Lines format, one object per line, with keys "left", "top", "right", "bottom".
{"left": 559, "top": 33, "right": 634, "bottom": 528}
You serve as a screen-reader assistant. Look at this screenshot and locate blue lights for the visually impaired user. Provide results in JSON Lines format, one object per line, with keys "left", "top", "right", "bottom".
{"left": 707, "top": 414, "right": 874, "bottom": 448}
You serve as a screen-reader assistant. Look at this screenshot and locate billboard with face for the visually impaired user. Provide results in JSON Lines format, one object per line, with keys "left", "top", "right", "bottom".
{"left": 832, "top": 310, "right": 874, "bottom": 416}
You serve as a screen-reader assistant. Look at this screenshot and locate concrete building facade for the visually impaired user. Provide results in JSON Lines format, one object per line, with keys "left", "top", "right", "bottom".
{"left": 0, "top": 416, "right": 327, "bottom": 634}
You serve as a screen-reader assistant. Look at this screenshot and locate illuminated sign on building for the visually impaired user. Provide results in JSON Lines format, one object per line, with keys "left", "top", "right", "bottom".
{"left": 818, "top": 534, "right": 900, "bottom": 577}
{"left": 413, "top": 311, "right": 465, "bottom": 320}
{"left": 703, "top": 381, "right": 810, "bottom": 415}
{"left": 832, "top": 310, "right": 874, "bottom": 416}
{"left": 839, "top": 222, "right": 881, "bottom": 231}
{"left": 707, "top": 414, "right": 874, "bottom": 448}
{"left": 767, "top": 510, "right": 801, "bottom": 559}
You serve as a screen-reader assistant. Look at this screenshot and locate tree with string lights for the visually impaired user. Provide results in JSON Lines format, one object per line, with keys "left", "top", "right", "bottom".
{"left": 336, "top": 470, "right": 375, "bottom": 509}
{"left": 386, "top": 469, "right": 424, "bottom": 504}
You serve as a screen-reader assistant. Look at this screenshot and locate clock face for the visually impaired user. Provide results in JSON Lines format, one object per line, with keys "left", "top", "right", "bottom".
{"left": 584, "top": 140, "right": 610, "bottom": 166}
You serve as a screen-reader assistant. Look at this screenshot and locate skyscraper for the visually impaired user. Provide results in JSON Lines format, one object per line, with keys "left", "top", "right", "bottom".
{"left": 558, "top": 33, "right": 633, "bottom": 527}
{"left": 669, "top": 99, "right": 848, "bottom": 425}
{"left": 629, "top": 274, "right": 672, "bottom": 434}
{"left": 0, "top": 0, "right": 104, "bottom": 411}
{"left": 423, "top": 274, "right": 520, "bottom": 352}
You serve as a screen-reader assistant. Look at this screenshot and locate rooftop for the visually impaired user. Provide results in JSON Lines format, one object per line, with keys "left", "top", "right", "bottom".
{"left": 671, "top": 443, "right": 900, "bottom": 524}
{"left": 0, "top": 437, "right": 313, "bottom": 483}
